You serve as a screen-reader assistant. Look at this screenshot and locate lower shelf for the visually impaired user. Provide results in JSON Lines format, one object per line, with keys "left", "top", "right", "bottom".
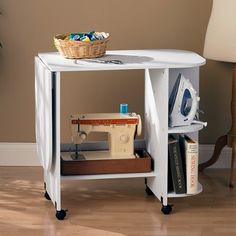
{"left": 61, "top": 171, "right": 157, "bottom": 180}
{"left": 167, "top": 183, "right": 203, "bottom": 198}
{"left": 61, "top": 149, "right": 152, "bottom": 175}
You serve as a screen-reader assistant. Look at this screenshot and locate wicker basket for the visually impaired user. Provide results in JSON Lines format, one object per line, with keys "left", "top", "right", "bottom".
{"left": 54, "top": 34, "right": 110, "bottom": 59}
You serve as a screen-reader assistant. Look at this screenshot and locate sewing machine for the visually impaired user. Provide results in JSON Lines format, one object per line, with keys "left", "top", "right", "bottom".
{"left": 69, "top": 113, "right": 142, "bottom": 160}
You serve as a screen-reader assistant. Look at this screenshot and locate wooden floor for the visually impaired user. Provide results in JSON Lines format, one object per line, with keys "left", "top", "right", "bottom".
{"left": 0, "top": 167, "right": 236, "bottom": 236}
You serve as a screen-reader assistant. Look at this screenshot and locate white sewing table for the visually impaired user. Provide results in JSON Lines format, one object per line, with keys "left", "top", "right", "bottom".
{"left": 35, "top": 49, "right": 206, "bottom": 220}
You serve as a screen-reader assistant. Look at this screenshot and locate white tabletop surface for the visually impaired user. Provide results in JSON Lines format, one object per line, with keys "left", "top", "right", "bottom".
{"left": 37, "top": 49, "right": 206, "bottom": 72}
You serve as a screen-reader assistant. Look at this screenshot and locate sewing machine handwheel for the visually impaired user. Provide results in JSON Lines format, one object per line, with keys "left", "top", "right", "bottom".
{"left": 44, "top": 191, "right": 51, "bottom": 201}
{"left": 161, "top": 204, "right": 172, "bottom": 215}
{"left": 137, "top": 114, "right": 142, "bottom": 136}
{"left": 56, "top": 209, "right": 68, "bottom": 220}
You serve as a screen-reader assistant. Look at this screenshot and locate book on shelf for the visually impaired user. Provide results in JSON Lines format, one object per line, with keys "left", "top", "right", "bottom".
{"left": 168, "top": 155, "right": 174, "bottom": 192}
{"left": 179, "top": 135, "right": 199, "bottom": 194}
{"left": 168, "top": 135, "right": 186, "bottom": 194}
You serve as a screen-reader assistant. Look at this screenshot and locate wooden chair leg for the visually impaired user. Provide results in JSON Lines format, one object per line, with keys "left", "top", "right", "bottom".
{"left": 229, "top": 139, "right": 236, "bottom": 187}
{"left": 199, "top": 64, "right": 236, "bottom": 187}
{"left": 229, "top": 64, "right": 236, "bottom": 187}
{"left": 199, "top": 135, "right": 227, "bottom": 171}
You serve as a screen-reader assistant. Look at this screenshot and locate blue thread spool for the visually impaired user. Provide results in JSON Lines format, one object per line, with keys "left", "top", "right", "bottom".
{"left": 120, "top": 103, "right": 128, "bottom": 114}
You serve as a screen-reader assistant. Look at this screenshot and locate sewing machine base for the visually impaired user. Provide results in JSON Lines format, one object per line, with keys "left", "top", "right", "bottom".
{"left": 70, "top": 150, "right": 136, "bottom": 160}
{"left": 61, "top": 149, "right": 152, "bottom": 175}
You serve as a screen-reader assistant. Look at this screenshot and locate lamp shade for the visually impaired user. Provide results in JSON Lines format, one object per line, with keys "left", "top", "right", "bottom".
{"left": 203, "top": 0, "right": 236, "bottom": 62}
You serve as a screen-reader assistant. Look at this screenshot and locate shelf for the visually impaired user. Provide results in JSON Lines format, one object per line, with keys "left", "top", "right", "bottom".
{"left": 61, "top": 171, "right": 157, "bottom": 180}
{"left": 168, "top": 124, "right": 204, "bottom": 134}
{"left": 167, "top": 183, "right": 203, "bottom": 198}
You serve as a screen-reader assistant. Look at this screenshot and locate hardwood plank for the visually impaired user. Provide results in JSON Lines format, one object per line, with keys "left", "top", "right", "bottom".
{"left": 0, "top": 167, "right": 236, "bottom": 236}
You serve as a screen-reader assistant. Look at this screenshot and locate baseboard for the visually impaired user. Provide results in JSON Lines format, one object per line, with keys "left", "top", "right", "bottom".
{"left": 0, "top": 143, "right": 39, "bottom": 166}
{"left": 0, "top": 142, "right": 232, "bottom": 168}
{"left": 199, "top": 144, "right": 232, "bottom": 169}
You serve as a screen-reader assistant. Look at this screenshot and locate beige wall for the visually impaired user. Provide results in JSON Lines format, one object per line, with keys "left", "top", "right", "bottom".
{"left": 0, "top": 0, "right": 229, "bottom": 144}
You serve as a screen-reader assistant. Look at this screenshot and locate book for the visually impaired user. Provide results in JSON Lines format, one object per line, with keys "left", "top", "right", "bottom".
{"left": 180, "top": 135, "right": 199, "bottom": 194}
{"left": 168, "top": 155, "right": 174, "bottom": 193}
{"left": 168, "top": 135, "right": 186, "bottom": 194}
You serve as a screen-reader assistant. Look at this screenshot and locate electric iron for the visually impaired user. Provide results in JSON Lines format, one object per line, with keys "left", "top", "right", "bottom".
{"left": 169, "top": 74, "right": 206, "bottom": 127}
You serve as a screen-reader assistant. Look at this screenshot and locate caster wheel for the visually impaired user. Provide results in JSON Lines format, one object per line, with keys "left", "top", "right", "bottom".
{"left": 44, "top": 191, "right": 51, "bottom": 201}
{"left": 145, "top": 186, "right": 154, "bottom": 195}
{"left": 56, "top": 209, "right": 68, "bottom": 220}
{"left": 161, "top": 204, "right": 172, "bottom": 215}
